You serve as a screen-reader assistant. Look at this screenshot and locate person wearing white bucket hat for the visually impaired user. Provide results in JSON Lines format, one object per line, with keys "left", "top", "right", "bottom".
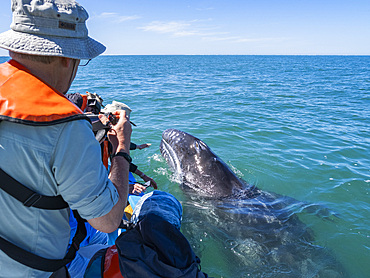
{"left": 0, "top": 1, "right": 132, "bottom": 277}
{"left": 0, "top": 0, "right": 106, "bottom": 59}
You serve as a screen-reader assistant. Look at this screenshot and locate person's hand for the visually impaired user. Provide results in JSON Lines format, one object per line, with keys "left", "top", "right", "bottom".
{"left": 107, "top": 110, "right": 132, "bottom": 154}
{"left": 137, "top": 143, "right": 151, "bottom": 150}
{"left": 131, "top": 183, "right": 147, "bottom": 195}
{"left": 142, "top": 174, "right": 158, "bottom": 189}
{"left": 98, "top": 113, "right": 110, "bottom": 125}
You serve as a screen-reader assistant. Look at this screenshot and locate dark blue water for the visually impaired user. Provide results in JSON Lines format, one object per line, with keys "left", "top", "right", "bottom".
{"left": 2, "top": 55, "right": 369, "bottom": 277}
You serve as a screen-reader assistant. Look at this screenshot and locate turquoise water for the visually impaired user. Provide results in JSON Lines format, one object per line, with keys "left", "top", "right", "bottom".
{"left": 2, "top": 55, "right": 369, "bottom": 277}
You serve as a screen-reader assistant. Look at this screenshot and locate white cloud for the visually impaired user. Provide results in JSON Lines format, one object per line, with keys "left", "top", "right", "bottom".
{"left": 98, "top": 12, "right": 116, "bottom": 18}
{"left": 235, "top": 37, "right": 279, "bottom": 43}
{"left": 139, "top": 19, "right": 285, "bottom": 46}
{"left": 116, "top": 15, "right": 141, "bottom": 23}
{"left": 202, "top": 36, "right": 242, "bottom": 42}
{"left": 96, "top": 12, "right": 141, "bottom": 23}
{"left": 139, "top": 21, "right": 199, "bottom": 37}
{"left": 203, "top": 36, "right": 280, "bottom": 43}
{"left": 196, "top": 7, "right": 215, "bottom": 11}
{"left": 138, "top": 19, "right": 228, "bottom": 38}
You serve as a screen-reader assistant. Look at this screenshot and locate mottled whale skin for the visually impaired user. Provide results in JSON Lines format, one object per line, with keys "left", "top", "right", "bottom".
{"left": 160, "top": 128, "right": 346, "bottom": 278}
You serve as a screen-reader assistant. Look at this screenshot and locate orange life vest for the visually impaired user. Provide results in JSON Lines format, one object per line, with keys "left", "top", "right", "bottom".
{"left": 0, "top": 60, "right": 91, "bottom": 272}
{"left": 80, "top": 94, "right": 88, "bottom": 111}
{"left": 0, "top": 60, "right": 87, "bottom": 124}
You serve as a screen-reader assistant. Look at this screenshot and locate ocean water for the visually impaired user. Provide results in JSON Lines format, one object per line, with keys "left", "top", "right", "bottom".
{"left": 1, "top": 55, "right": 369, "bottom": 277}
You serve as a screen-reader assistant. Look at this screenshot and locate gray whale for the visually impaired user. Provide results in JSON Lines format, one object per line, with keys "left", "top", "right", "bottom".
{"left": 160, "top": 128, "right": 346, "bottom": 278}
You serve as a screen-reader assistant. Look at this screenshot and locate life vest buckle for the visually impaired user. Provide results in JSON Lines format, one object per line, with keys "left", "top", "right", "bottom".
{"left": 23, "top": 193, "right": 42, "bottom": 207}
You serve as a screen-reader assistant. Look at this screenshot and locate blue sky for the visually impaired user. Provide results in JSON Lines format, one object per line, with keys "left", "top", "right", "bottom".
{"left": 0, "top": 0, "right": 369, "bottom": 56}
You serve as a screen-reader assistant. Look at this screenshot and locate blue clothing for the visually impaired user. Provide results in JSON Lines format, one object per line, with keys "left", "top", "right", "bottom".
{"left": 107, "top": 171, "right": 139, "bottom": 245}
{"left": 68, "top": 211, "right": 108, "bottom": 250}
{"left": 0, "top": 119, "right": 119, "bottom": 277}
{"left": 68, "top": 244, "right": 108, "bottom": 278}
{"left": 84, "top": 191, "right": 208, "bottom": 278}
{"left": 131, "top": 191, "right": 183, "bottom": 230}
{"left": 67, "top": 220, "right": 108, "bottom": 278}
{"left": 67, "top": 171, "right": 139, "bottom": 276}
{"left": 68, "top": 213, "right": 108, "bottom": 278}
{"left": 128, "top": 171, "right": 136, "bottom": 185}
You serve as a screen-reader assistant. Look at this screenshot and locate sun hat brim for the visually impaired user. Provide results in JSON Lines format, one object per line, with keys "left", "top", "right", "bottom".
{"left": 0, "top": 29, "right": 106, "bottom": 60}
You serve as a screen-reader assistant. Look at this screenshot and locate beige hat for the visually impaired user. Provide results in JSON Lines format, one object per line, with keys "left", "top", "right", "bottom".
{"left": 0, "top": 0, "right": 105, "bottom": 59}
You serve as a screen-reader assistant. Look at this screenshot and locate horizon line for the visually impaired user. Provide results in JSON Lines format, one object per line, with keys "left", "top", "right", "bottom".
{"left": 1, "top": 54, "right": 370, "bottom": 58}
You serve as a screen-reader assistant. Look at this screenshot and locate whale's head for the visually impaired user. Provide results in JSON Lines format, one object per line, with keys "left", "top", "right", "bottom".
{"left": 160, "top": 129, "right": 244, "bottom": 197}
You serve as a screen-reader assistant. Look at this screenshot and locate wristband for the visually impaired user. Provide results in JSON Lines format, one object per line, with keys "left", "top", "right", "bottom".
{"left": 113, "top": 151, "right": 132, "bottom": 163}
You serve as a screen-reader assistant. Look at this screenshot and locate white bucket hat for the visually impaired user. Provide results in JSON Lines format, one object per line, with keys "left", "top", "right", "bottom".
{"left": 0, "top": 0, "right": 106, "bottom": 59}
{"left": 101, "top": 100, "right": 132, "bottom": 117}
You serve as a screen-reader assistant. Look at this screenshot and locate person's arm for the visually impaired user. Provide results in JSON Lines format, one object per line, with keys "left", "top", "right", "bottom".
{"left": 130, "top": 143, "right": 151, "bottom": 150}
{"left": 136, "top": 143, "right": 151, "bottom": 150}
{"left": 130, "top": 142, "right": 137, "bottom": 150}
{"left": 129, "top": 162, "right": 138, "bottom": 173}
{"left": 134, "top": 168, "right": 158, "bottom": 189}
{"left": 87, "top": 110, "right": 132, "bottom": 233}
